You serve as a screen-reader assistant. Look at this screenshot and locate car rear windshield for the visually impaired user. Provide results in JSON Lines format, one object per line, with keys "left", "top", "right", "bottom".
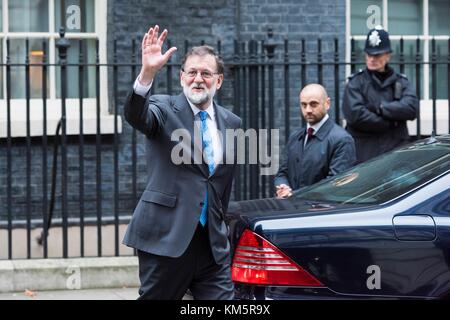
{"left": 293, "top": 143, "right": 450, "bottom": 205}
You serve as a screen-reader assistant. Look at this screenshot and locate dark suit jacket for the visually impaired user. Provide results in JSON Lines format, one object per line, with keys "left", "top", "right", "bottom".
{"left": 274, "top": 118, "right": 356, "bottom": 190}
{"left": 122, "top": 91, "right": 241, "bottom": 265}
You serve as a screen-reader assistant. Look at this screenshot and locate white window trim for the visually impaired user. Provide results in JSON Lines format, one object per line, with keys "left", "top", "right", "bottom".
{"left": 0, "top": 0, "right": 122, "bottom": 138}
{"left": 346, "top": 0, "right": 449, "bottom": 135}
{"left": 383, "top": 0, "right": 388, "bottom": 30}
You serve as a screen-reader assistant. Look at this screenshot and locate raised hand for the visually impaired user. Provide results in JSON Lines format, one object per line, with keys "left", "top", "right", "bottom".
{"left": 138, "top": 25, "right": 177, "bottom": 85}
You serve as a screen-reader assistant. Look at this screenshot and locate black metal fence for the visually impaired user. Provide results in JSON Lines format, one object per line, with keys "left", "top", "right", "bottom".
{"left": 1, "top": 29, "right": 449, "bottom": 259}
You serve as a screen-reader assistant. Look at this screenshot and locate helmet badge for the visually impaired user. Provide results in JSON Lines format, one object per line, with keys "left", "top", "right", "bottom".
{"left": 368, "top": 30, "right": 382, "bottom": 47}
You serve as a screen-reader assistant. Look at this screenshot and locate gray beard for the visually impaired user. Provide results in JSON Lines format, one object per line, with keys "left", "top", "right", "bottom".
{"left": 183, "top": 86, "right": 216, "bottom": 107}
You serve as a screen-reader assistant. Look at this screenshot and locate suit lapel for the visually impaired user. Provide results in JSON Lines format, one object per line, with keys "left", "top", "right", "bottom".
{"left": 173, "top": 93, "right": 209, "bottom": 177}
{"left": 213, "top": 102, "right": 230, "bottom": 175}
{"left": 298, "top": 128, "right": 308, "bottom": 152}
{"left": 303, "top": 118, "right": 333, "bottom": 150}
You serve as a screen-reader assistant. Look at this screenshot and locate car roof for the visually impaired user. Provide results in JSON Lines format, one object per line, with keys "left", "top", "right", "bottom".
{"left": 436, "top": 134, "right": 450, "bottom": 144}
{"left": 414, "top": 134, "right": 450, "bottom": 147}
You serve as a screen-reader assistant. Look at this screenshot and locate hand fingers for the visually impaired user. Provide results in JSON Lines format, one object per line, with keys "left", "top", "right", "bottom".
{"left": 277, "top": 194, "right": 289, "bottom": 199}
{"left": 157, "top": 29, "right": 168, "bottom": 46}
{"left": 141, "top": 32, "right": 147, "bottom": 50}
{"left": 142, "top": 27, "right": 154, "bottom": 49}
{"left": 280, "top": 192, "right": 292, "bottom": 199}
{"left": 144, "top": 25, "right": 168, "bottom": 49}
{"left": 280, "top": 188, "right": 293, "bottom": 198}
{"left": 153, "top": 25, "right": 159, "bottom": 44}
{"left": 276, "top": 190, "right": 288, "bottom": 198}
{"left": 148, "top": 27, "right": 154, "bottom": 45}
{"left": 162, "top": 47, "right": 177, "bottom": 63}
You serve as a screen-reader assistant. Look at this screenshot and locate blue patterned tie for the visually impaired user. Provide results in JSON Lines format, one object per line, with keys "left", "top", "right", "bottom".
{"left": 199, "top": 111, "right": 215, "bottom": 227}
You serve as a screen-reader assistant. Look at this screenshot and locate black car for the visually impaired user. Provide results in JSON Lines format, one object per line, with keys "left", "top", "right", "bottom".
{"left": 227, "top": 135, "right": 450, "bottom": 299}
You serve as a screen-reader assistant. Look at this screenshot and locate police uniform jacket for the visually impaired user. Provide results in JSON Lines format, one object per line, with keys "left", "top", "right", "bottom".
{"left": 342, "top": 66, "right": 418, "bottom": 163}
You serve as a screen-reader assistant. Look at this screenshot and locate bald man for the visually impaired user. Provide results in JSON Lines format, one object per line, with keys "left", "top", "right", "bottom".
{"left": 275, "top": 84, "right": 356, "bottom": 198}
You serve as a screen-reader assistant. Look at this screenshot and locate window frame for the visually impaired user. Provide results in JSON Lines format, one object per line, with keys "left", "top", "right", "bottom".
{"left": 0, "top": 0, "right": 120, "bottom": 138}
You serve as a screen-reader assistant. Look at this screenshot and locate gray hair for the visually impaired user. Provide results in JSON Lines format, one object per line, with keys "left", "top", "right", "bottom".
{"left": 181, "top": 45, "right": 224, "bottom": 74}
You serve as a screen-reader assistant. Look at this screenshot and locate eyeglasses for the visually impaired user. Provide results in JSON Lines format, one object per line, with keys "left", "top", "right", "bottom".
{"left": 182, "top": 69, "right": 220, "bottom": 80}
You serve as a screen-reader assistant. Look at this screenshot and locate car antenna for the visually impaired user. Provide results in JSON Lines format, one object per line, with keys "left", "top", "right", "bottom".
{"left": 425, "top": 130, "right": 438, "bottom": 145}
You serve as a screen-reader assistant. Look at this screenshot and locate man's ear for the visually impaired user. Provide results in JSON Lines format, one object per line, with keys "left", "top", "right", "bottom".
{"left": 386, "top": 53, "right": 392, "bottom": 62}
{"left": 216, "top": 74, "right": 224, "bottom": 90}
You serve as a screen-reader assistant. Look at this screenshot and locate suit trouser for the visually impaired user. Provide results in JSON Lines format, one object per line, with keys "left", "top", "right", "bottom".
{"left": 137, "top": 224, "right": 234, "bottom": 300}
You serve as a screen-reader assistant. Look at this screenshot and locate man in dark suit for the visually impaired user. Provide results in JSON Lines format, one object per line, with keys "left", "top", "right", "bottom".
{"left": 122, "top": 25, "right": 241, "bottom": 299}
{"left": 275, "top": 84, "right": 356, "bottom": 198}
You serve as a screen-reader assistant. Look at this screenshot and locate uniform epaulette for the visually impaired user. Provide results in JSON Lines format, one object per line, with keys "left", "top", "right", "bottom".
{"left": 347, "top": 69, "right": 364, "bottom": 80}
{"left": 398, "top": 73, "right": 408, "bottom": 79}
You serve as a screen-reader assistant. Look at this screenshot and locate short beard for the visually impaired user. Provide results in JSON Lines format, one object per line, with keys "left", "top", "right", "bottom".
{"left": 183, "top": 85, "right": 216, "bottom": 108}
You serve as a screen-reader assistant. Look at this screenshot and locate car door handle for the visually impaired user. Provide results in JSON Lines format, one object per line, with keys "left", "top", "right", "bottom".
{"left": 393, "top": 215, "right": 436, "bottom": 241}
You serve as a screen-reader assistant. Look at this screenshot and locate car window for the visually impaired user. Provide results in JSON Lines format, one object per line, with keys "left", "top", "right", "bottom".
{"left": 293, "top": 144, "right": 450, "bottom": 205}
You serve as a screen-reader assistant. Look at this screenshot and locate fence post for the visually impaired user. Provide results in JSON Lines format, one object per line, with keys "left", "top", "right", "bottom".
{"left": 448, "top": 38, "right": 450, "bottom": 134}
{"left": 431, "top": 38, "right": 437, "bottom": 133}
{"left": 260, "top": 40, "right": 267, "bottom": 198}
{"left": 167, "top": 39, "right": 173, "bottom": 95}
{"left": 399, "top": 37, "right": 405, "bottom": 74}
{"left": 300, "top": 38, "right": 306, "bottom": 128}
{"left": 233, "top": 40, "right": 242, "bottom": 201}
{"left": 317, "top": 38, "right": 323, "bottom": 84}
{"left": 284, "top": 38, "right": 290, "bottom": 142}
{"left": 6, "top": 39, "right": 12, "bottom": 259}
{"left": 241, "top": 41, "right": 248, "bottom": 199}
{"left": 131, "top": 37, "right": 138, "bottom": 203}
{"left": 415, "top": 38, "right": 421, "bottom": 138}
{"left": 334, "top": 38, "right": 340, "bottom": 124}
{"left": 249, "top": 39, "right": 259, "bottom": 199}
{"left": 264, "top": 27, "right": 277, "bottom": 198}
{"left": 350, "top": 38, "right": 356, "bottom": 74}
{"left": 113, "top": 39, "right": 120, "bottom": 256}
{"left": 78, "top": 40, "right": 85, "bottom": 257}
{"left": 25, "top": 38, "right": 31, "bottom": 258}
{"left": 95, "top": 38, "right": 102, "bottom": 257}
{"left": 55, "top": 27, "right": 71, "bottom": 258}
{"left": 42, "top": 40, "right": 49, "bottom": 258}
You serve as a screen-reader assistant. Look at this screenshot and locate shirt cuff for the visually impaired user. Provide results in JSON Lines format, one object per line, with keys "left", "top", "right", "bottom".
{"left": 133, "top": 77, "right": 152, "bottom": 97}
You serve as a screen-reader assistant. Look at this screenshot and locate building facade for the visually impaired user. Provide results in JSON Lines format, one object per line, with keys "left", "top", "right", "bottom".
{"left": 0, "top": 0, "right": 448, "bottom": 238}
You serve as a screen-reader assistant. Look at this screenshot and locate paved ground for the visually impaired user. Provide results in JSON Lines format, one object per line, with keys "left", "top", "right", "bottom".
{"left": 0, "top": 287, "right": 140, "bottom": 300}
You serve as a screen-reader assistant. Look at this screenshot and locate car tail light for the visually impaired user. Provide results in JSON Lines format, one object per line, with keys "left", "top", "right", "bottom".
{"left": 232, "top": 229, "right": 323, "bottom": 287}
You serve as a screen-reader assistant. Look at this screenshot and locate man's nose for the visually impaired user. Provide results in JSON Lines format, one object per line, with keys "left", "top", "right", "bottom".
{"left": 194, "top": 72, "right": 204, "bottom": 81}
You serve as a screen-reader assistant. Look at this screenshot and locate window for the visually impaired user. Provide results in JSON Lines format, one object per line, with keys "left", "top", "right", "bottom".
{"left": 346, "top": 0, "right": 450, "bottom": 135}
{"left": 293, "top": 143, "right": 449, "bottom": 205}
{"left": 0, "top": 0, "right": 119, "bottom": 138}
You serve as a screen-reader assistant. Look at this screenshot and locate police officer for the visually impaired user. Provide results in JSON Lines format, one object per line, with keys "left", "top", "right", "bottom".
{"left": 342, "top": 26, "right": 419, "bottom": 163}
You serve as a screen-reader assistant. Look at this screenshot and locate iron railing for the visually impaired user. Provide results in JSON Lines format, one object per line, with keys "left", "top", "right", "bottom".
{"left": 1, "top": 29, "right": 449, "bottom": 259}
